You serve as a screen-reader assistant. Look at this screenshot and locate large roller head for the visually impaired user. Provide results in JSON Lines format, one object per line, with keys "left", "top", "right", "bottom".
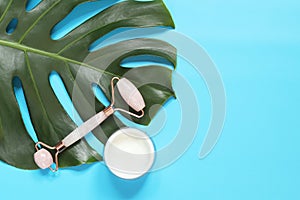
{"left": 116, "top": 78, "right": 145, "bottom": 112}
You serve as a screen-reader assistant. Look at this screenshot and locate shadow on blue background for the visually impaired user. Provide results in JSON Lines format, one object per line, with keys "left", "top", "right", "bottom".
{"left": 1, "top": 0, "right": 300, "bottom": 199}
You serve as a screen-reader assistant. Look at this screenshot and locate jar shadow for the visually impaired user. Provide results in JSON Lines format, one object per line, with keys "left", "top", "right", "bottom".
{"left": 108, "top": 171, "right": 149, "bottom": 198}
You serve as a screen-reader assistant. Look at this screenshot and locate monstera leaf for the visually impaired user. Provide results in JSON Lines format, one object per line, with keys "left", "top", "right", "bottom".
{"left": 0, "top": 0, "right": 176, "bottom": 170}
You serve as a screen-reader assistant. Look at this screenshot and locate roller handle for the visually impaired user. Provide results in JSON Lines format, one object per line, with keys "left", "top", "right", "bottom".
{"left": 62, "top": 111, "right": 108, "bottom": 147}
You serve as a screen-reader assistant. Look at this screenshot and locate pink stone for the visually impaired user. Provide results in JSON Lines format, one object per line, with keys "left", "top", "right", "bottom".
{"left": 34, "top": 149, "right": 53, "bottom": 169}
{"left": 117, "top": 78, "right": 145, "bottom": 112}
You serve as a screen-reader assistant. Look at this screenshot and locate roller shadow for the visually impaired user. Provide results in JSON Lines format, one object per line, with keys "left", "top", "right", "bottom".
{"left": 36, "top": 162, "right": 97, "bottom": 177}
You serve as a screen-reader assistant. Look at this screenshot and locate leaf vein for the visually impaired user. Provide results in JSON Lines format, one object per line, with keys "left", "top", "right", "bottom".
{"left": 0, "top": 0, "right": 14, "bottom": 23}
{"left": 24, "top": 52, "right": 59, "bottom": 141}
{"left": 18, "top": 0, "right": 62, "bottom": 43}
{"left": 0, "top": 39, "right": 117, "bottom": 78}
{"left": 64, "top": 61, "right": 93, "bottom": 105}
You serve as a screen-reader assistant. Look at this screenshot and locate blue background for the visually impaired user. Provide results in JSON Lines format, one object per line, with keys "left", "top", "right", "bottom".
{"left": 1, "top": 0, "right": 300, "bottom": 199}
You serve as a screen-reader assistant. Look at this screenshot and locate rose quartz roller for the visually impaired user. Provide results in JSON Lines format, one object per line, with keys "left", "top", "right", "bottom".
{"left": 34, "top": 77, "right": 145, "bottom": 172}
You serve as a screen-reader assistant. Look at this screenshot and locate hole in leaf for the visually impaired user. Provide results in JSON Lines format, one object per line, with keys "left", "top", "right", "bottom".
{"left": 6, "top": 18, "right": 18, "bottom": 34}
{"left": 121, "top": 55, "right": 174, "bottom": 70}
{"left": 92, "top": 83, "right": 110, "bottom": 107}
{"left": 49, "top": 72, "right": 103, "bottom": 154}
{"left": 49, "top": 71, "right": 82, "bottom": 125}
{"left": 88, "top": 27, "right": 133, "bottom": 52}
{"left": 51, "top": 0, "right": 123, "bottom": 40}
{"left": 25, "top": 0, "right": 42, "bottom": 11}
{"left": 12, "top": 77, "right": 39, "bottom": 143}
{"left": 88, "top": 26, "right": 172, "bottom": 51}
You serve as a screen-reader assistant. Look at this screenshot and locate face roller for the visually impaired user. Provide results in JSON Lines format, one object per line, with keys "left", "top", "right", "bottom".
{"left": 34, "top": 77, "right": 146, "bottom": 172}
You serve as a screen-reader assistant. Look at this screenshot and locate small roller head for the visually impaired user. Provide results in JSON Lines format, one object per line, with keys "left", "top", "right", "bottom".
{"left": 34, "top": 148, "right": 53, "bottom": 169}
{"left": 117, "top": 78, "right": 145, "bottom": 112}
